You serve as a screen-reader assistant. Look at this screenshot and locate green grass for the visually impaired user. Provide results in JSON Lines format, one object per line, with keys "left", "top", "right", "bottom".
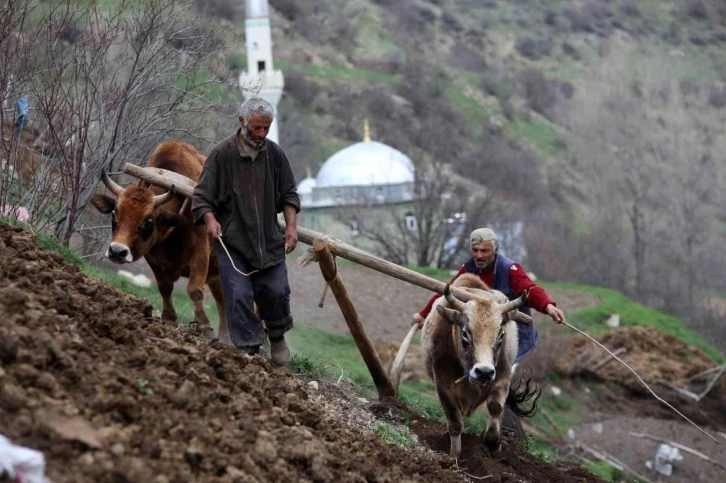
{"left": 373, "top": 422, "right": 419, "bottom": 448}
{"left": 506, "top": 115, "right": 565, "bottom": 158}
{"left": 445, "top": 83, "right": 490, "bottom": 132}
{"left": 541, "top": 282, "right": 723, "bottom": 363}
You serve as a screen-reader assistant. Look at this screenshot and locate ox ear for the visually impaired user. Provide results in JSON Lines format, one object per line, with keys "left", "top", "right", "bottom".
{"left": 436, "top": 304, "right": 465, "bottom": 328}
{"left": 507, "top": 310, "right": 533, "bottom": 325}
{"left": 156, "top": 209, "right": 186, "bottom": 227}
{"left": 91, "top": 195, "right": 116, "bottom": 214}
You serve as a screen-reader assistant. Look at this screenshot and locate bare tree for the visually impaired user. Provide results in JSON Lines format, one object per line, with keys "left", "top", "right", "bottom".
{"left": 1, "top": 0, "right": 239, "bottom": 247}
{"left": 567, "top": 46, "right": 726, "bottom": 310}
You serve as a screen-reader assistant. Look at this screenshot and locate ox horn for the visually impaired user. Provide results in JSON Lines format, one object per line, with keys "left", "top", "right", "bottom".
{"left": 101, "top": 171, "right": 123, "bottom": 197}
{"left": 444, "top": 284, "right": 467, "bottom": 312}
{"left": 500, "top": 290, "right": 528, "bottom": 315}
{"left": 153, "top": 184, "right": 177, "bottom": 207}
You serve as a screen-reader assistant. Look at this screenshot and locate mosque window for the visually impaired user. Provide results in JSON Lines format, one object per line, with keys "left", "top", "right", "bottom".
{"left": 404, "top": 212, "right": 417, "bottom": 231}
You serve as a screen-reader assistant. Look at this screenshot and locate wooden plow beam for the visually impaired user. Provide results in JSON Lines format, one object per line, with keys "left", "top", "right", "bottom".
{"left": 122, "top": 163, "right": 457, "bottom": 398}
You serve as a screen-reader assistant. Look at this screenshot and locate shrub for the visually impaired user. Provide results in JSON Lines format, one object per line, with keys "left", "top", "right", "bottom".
{"left": 544, "top": 10, "right": 557, "bottom": 26}
{"left": 442, "top": 12, "right": 464, "bottom": 32}
{"left": 689, "top": 32, "right": 708, "bottom": 45}
{"left": 562, "top": 42, "right": 581, "bottom": 60}
{"left": 516, "top": 35, "right": 552, "bottom": 60}
{"left": 620, "top": 0, "right": 641, "bottom": 17}
{"left": 285, "top": 74, "right": 320, "bottom": 104}
{"left": 683, "top": 0, "right": 709, "bottom": 20}
{"left": 448, "top": 41, "right": 487, "bottom": 72}
{"left": 708, "top": 86, "right": 726, "bottom": 108}
{"left": 563, "top": 6, "right": 596, "bottom": 32}
{"left": 516, "top": 68, "right": 557, "bottom": 115}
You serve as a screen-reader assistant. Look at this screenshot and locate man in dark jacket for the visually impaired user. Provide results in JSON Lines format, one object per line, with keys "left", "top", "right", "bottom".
{"left": 192, "top": 97, "right": 300, "bottom": 366}
{"left": 413, "top": 227, "right": 565, "bottom": 362}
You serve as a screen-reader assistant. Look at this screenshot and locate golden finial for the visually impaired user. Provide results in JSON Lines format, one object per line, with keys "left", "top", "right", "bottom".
{"left": 305, "top": 165, "right": 312, "bottom": 179}
{"left": 363, "top": 118, "right": 371, "bottom": 142}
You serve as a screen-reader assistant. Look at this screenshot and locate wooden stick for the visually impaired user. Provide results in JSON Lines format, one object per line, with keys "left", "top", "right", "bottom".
{"left": 686, "top": 365, "right": 723, "bottom": 382}
{"left": 540, "top": 408, "right": 567, "bottom": 442}
{"left": 389, "top": 323, "right": 420, "bottom": 395}
{"left": 629, "top": 432, "right": 726, "bottom": 472}
{"left": 658, "top": 380, "right": 700, "bottom": 401}
{"left": 123, "top": 162, "right": 476, "bottom": 302}
{"left": 586, "top": 347, "right": 627, "bottom": 372}
{"left": 313, "top": 237, "right": 396, "bottom": 399}
{"left": 697, "top": 363, "right": 726, "bottom": 401}
{"left": 561, "top": 321, "right": 719, "bottom": 443}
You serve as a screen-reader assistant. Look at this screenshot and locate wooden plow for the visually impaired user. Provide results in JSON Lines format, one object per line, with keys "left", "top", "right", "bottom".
{"left": 122, "top": 163, "right": 474, "bottom": 400}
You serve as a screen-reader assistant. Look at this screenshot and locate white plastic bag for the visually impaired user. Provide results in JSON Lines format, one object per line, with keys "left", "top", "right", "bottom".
{"left": 645, "top": 443, "right": 683, "bottom": 477}
{"left": 0, "top": 435, "right": 50, "bottom": 483}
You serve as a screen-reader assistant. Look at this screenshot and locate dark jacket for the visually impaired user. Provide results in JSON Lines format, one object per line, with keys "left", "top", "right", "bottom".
{"left": 192, "top": 132, "right": 300, "bottom": 270}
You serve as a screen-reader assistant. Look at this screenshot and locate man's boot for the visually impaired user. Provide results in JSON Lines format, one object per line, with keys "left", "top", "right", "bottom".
{"left": 270, "top": 335, "right": 290, "bottom": 367}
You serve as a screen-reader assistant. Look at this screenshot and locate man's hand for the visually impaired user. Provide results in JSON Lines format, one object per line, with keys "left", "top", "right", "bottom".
{"left": 412, "top": 312, "right": 425, "bottom": 328}
{"left": 545, "top": 303, "right": 565, "bottom": 324}
{"left": 284, "top": 226, "right": 298, "bottom": 254}
{"left": 204, "top": 213, "right": 222, "bottom": 240}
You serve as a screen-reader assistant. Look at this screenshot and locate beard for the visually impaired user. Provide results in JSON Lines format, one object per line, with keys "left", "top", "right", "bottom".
{"left": 241, "top": 125, "right": 265, "bottom": 149}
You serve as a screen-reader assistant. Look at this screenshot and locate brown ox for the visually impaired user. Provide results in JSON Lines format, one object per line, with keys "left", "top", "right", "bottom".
{"left": 421, "top": 273, "right": 539, "bottom": 457}
{"left": 90, "top": 141, "right": 229, "bottom": 341}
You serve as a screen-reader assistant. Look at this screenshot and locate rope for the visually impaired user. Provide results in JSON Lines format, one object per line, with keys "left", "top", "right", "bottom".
{"left": 217, "top": 235, "right": 259, "bottom": 277}
{"left": 562, "top": 321, "right": 719, "bottom": 443}
{"left": 298, "top": 234, "right": 333, "bottom": 267}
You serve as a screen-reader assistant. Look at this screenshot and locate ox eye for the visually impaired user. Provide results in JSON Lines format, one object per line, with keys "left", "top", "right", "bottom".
{"left": 139, "top": 217, "right": 154, "bottom": 232}
{"left": 462, "top": 329, "right": 471, "bottom": 345}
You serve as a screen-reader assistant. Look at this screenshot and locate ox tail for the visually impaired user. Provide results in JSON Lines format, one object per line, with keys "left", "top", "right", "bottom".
{"left": 505, "top": 367, "right": 541, "bottom": 419}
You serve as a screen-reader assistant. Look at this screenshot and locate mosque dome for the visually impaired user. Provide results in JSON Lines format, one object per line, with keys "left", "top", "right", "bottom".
{"left": 315, "top": 141, "right": 414, "bottom": 188}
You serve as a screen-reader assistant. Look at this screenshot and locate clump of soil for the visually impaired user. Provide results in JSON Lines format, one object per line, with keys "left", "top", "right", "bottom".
{"left": 554, "top": 326, "right": 715, "bottom": 392}
{"left": 0, "top": 223, "right": 461, "bottom": 483}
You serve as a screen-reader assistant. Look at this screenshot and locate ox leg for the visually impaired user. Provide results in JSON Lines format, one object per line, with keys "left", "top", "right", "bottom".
{"left": 436, "top": 383, "right": 464, "bottom": 458}
{"left": 157, "top": 279, "right": 178, "bottom": 325}
{"left": 483, "top": 374, "right": 512, "bottom": 452}
{"left": 187, "top": 248, "right": 213, "bottom": 337}
{"left": 208, "top": 277, "right": 232, "bottom": 346}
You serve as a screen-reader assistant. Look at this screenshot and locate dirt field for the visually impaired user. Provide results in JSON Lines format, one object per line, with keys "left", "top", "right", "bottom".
{"left": 0, "top": 223, "right": 604, "bottom": 482}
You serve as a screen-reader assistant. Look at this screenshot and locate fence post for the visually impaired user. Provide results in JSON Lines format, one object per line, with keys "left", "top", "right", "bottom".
{"left": 313, "top": 237, "right": 396, "bottom": 399}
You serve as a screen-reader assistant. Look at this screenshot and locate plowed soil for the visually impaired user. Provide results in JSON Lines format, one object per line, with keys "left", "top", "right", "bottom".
{"left": 0, "top": 223, "right": 605, "bottom": 482}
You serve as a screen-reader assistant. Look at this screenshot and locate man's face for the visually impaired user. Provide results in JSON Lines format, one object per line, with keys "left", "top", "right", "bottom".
{"left": 471, "top": 241, "right": 497, "bottom": 269}
{"left": 239, "top": 112, "right": 272, "bottom": 148}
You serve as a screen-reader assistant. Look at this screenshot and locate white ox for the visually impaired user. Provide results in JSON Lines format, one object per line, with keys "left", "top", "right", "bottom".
{"left": 421, "top": 273, "right": 540, "bottom": 457}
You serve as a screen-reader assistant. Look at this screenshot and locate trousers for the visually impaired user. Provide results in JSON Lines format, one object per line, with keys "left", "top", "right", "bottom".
{"left": 216, "top": 242, "right": 293, "bottom": 350}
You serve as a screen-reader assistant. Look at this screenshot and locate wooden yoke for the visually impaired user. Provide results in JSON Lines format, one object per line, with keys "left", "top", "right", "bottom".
{"left": 313, "top": 237, "right": 396, "bottom": 399}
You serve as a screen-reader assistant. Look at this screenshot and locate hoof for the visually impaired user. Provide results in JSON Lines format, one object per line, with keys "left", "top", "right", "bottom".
{"left": 483, "top": 428, "right": 501, "bottom": 452}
